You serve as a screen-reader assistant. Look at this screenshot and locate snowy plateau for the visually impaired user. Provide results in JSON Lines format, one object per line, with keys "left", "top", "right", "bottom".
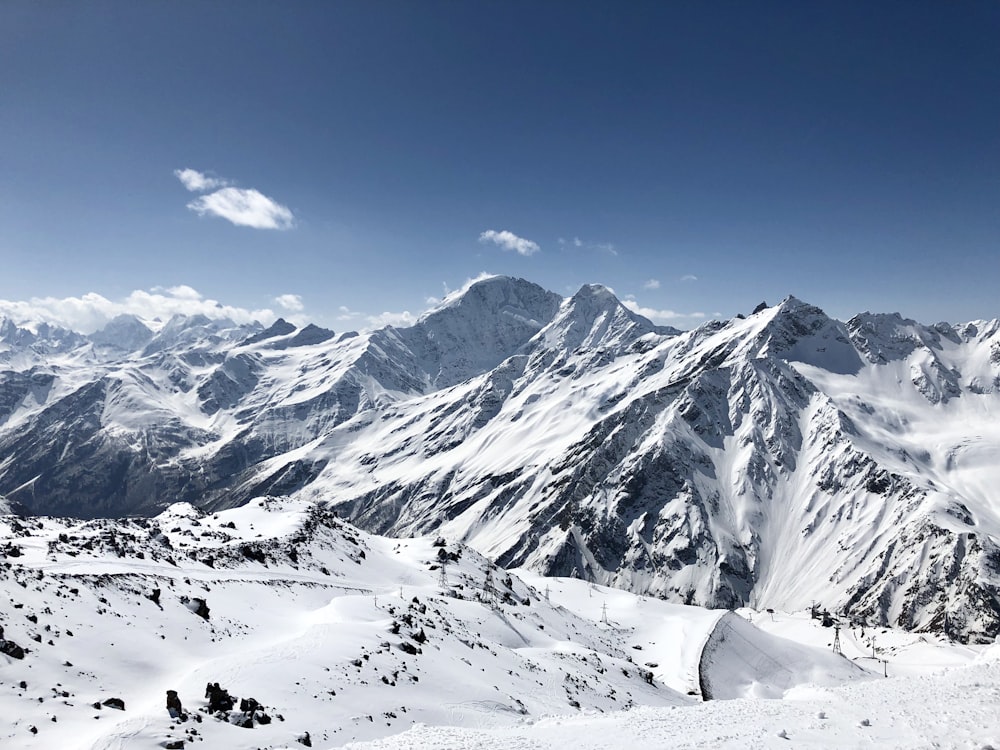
{"left": 1, "top": 275, "right": 1000, "bottom": 748}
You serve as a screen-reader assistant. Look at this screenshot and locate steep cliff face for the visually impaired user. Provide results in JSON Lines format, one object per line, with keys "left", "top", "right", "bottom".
{"left": 1, "top": 279, "right": 999, "bottom": 640}
{"left": 306, "top": 294, "right": 1000, "bottom": 642}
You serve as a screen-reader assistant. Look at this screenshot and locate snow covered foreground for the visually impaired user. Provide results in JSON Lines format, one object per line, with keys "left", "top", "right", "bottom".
{"left": 0, "top": 498, "right": 997, "bottom": 749}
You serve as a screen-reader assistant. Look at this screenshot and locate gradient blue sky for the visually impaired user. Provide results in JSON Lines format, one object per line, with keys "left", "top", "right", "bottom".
{"left": 2, "top": 1, "right": 998, "bottom": 332}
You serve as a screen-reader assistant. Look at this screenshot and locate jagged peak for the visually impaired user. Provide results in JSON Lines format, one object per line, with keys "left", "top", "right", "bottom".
{"left": 88, "top": 314, "right": 154, "bottom": 351}
{"left": 416, "top": 275, "right": 561, "bottom": 327}
{"left": 742, "top": 296, "right": 861, "bottom": 374}
{"left": 374, "top": 276, "right": 564, "bottom": 389}
{"left": 281, "top": 323, "right": 335, "bottom": 348}
{"left": 539, "top": 282, "right": 672, "bottom": 354}
{"left": 572, "top": 283, "right": 617, "bottom": 300}
{"left": 242, "top": 317, "right": 297, "bottom": 346}
{"left": 846, "top": 311, "right": 957, "bottom": 364}
{"left": 753, "top": 296, "right": 834, "bottom": 329}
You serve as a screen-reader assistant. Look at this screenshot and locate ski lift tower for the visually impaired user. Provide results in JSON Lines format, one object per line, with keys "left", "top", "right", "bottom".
{"left": 832, "top": 622, "right": 843, "bottom": 656}
{"left": 438, "top": 559, "right": 448, "bottom": 590}
{"left": 481, "top": 566, "right": 499, "bottom": 609}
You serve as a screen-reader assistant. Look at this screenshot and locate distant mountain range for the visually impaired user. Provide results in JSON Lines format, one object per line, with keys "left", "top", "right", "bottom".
{"left": 2, "top": 275, "right": 998, "bottom": 642}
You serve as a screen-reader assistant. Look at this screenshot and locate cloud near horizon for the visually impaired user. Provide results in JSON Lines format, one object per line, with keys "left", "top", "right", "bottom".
{"left": 274, "top": 293, "right": 305, "bottom": 312}
{"left": 336, "top": 305, "right": 416, "bottom": 329}
{"left": 0, "top": 286, "right": 279, "bottom": 335}
{"left": 479, "top": 230, "right": 540, "bottom": 256}
{"left": 622, "top": 298, "right": 706, "bottom": 325}
{"left": 175, "top": 168, "right": 295, "bottom": 230}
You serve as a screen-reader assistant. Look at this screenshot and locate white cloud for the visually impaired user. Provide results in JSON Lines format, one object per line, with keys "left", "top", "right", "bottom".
{"left": 563, "top": 236, "right": 618, "bottom": 256}
{"left": 642, "top": 279, "right": 661, "bottom": 290}
{"left": 274, "top": 293, "right": 305, "bottom": 312}
{"left": 0, "top": 287, "right": 276, "bottom": 334}
{"left": 622, "top": 299, "right": 706, "bottom": 325}
{"left": 155, "top": 284, "right": 202, "bottom": 300}
{"left": 335, "top": 305, "right": 415, "bottom": 329}
{"left": 680, "top": 274, "right": 698, "bottom": 282}
{"left": 366, "top": 310, "right": 417, "bottom": 328}
{"left": 176, "top": 167, "right": 294, "bottom": 230}
{"left": 187, "top": 187, "right": 294, "bottom": 230}
{"left": 478, "top": 230, "right": 540, "bottom": 257}
{"left": 174, "top": 168, "right": 228, "bottom": 192}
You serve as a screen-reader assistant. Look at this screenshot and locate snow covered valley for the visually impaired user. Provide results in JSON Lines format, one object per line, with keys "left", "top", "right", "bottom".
{"left": 2, "top": 497, "right": 998, "bottom": 749}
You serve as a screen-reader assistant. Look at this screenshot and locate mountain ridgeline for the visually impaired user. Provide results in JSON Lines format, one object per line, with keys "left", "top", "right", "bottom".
{"left": 2, "top": 276, "right": 999, "bottom": 642}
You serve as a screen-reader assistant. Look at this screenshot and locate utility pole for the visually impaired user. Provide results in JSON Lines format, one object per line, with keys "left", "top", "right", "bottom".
{"left": 832, "top": 623, "right": 842, "bottom": 656}
{"left": 438, "top": 560, "right": 448, "bottom": 589}
{"left": 601, "top": 602, "right": 609, "bottom": 625}
{"left": 481, "top": 566, "right": 499, "bottom": 609}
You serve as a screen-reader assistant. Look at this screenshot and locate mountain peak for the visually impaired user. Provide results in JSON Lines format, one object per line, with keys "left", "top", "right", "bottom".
{"left": 89, "top": 314, "right": 153, "bottom": 352}
{"left": 243, "top": 318, "right": 297, "bottom": 346}
{"left": 395, "top": 276, "right": 563, "bottom": 388}
{"left": 749, "top": 297, "right": 862, "bottom": 374}
{"left": 537, "top": 282, "right": 672, "bottom": 354}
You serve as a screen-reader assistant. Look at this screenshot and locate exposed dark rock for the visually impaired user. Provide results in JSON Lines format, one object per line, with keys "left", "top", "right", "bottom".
{"left": 0, "top": 639, "right": 25, "bottom": 659}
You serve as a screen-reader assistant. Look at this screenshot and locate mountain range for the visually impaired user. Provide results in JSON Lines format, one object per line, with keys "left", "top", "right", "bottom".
{"left": 2, "top": 275, "right": 998, "bottom": 642}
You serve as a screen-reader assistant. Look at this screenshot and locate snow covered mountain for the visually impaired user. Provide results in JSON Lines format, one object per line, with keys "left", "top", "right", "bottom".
{"left": 0, "top": 497, "right": 872, "bottom": 749}
{"left": 1, "top": 276, "right": 999, "bottom": 642}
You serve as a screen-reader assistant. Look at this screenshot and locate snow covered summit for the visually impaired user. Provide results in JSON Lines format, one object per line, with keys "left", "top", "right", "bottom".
{"left": 1, "top": 276, "right": 999, "bottom": 641}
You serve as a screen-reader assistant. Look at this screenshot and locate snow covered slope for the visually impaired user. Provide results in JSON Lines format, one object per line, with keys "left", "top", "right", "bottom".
{"left": 1, "top": 278, "right": 999, "bottom": 642}
{"left": 0, "top": 499, "right": 872, "bottom": 749}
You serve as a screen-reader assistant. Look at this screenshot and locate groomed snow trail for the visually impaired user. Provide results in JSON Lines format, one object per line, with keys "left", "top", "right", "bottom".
{"left": 335, "top": 657, "right": 1000, "bottom": 749}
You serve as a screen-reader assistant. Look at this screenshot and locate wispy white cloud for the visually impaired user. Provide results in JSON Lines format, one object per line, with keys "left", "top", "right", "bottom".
{"left": 274, "top": 293, "right": 304, "bottom": 312}
{"left": 622, "top": 298, "right": 706, "bottom": 325}
{"left": 187, "top": 187, "right": 294, "bottom": 230}
{"left": 336, "top": 306, "right": 361, "bottom": 321}
{"left": 680, "top": 274, "right": 698, "bottom": 282}
{"left": 479, "top": 230, "right": 540, "bottom": 256}
{"left": 642, "top": 279, "right": 661, "bottom": 290}
{"left": 174, "top": 168, "right": 229, "bottom": 192}
{"left": 0, "top": 286, "right": 276, "bottom": 334}
{"left": 367, "top": 310, "right": 417, "bottom": 328}
{"left": 562, "top": 235, "right": 618, "bottom": 256}
{"left": 336, "top": 304, "right": 416, "bottom": 330}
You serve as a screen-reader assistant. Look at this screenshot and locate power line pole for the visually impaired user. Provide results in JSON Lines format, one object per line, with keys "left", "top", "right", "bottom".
{"left": 832, "top": 622, "right": 842, "bottom": 656}
{"left": 601, "top": 602, "right": 609, "bottom": 625}
{"left": 481, "top": 566, "right": 499, "bottom": 609}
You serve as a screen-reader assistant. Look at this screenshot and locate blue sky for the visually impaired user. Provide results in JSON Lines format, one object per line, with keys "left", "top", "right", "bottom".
{"left": 1, "top": 1, "right": 998, "bottom": 332}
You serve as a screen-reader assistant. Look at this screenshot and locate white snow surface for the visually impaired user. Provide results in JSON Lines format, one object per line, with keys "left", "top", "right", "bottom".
{"left": 1, "top": 498, "right": 996, "bottom": 749}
